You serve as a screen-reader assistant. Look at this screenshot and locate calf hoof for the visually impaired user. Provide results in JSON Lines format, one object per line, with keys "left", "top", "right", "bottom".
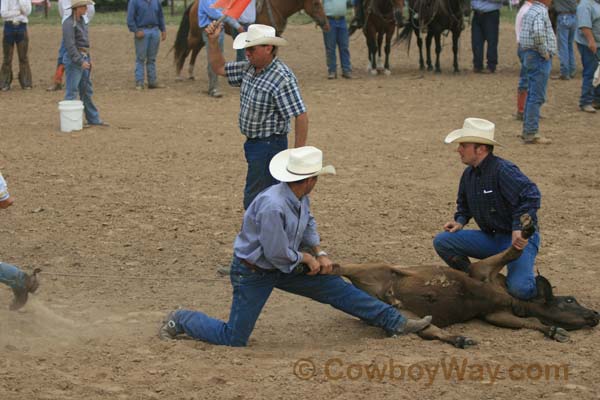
{"left": 368, "top": 69, "right": 378, "bottom": 76}
{"left": 547, "top": 326, "right": 569, "bottom": 343}
{"left": 454, "top": 336, "right": 477, "bottom": 349}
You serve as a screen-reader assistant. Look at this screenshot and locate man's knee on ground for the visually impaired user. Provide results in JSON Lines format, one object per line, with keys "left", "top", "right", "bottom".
{"left": 507, "top": 278, "right": 537, "bottom": 300}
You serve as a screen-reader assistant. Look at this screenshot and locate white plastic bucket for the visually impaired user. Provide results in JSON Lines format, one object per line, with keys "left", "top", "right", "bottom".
{"left": 58, "top": 100, "right": 84, "bottom": 132}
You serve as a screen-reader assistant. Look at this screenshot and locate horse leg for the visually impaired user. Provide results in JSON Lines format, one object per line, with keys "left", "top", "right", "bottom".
{"left": 187, "top": 34, "right": 204, "bottom": 80}
{"left": 376, "top": 31, "right": 384, "bottom": 72}
{"left": 416, "top": 31, "right": 425, "bottom": 70}
{"left": 366, "top": 32, "right": 378, "bottom": 75}
{"left": 434, "top": 32, "right": 442, "bottom": 73}
{"left": 384, "top": 29, "right": 392, "bottom": 75}
{"left": 452, "top": 29, "right": 461, "bottom": 73}
{"left": 425, "top": 32, "right": 433, "bottom": 71}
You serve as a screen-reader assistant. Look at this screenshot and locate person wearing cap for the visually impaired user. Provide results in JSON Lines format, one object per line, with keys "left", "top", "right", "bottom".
{"left": 198, "top": 0, "right": 244, "bottom": 97}
{"left": 159, "top": 146, "right": 432, "bottom": 345}
{"left": 519, "top": 0, "right": 556, "bottom": 144}
{"left": 433, "top": 118, "right": 542, "bottom": 300}
{"left": 0, "top": 0, "right": 32, "bottom": 90}
{"left": 204, "top": 22, "right": 309, "bottom": 210}
{"left": 0, "top": 171, "right": 40, "bottom": 310}
{"left": 127, "top": 0, "right": 167, "bottom": 90}
{"left": 62, "top": 0, "right": 108, "bottom": 128}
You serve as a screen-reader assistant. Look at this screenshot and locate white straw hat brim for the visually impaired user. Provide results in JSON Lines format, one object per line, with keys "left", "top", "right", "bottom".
{"left": 444, "top": 129, "right": 502, "bottom": 146}
{"left": 269, "top": 149, "right": 336, "bottom": 183}
{"left": 232, "top": 33, "right": 288, "bottom": 50}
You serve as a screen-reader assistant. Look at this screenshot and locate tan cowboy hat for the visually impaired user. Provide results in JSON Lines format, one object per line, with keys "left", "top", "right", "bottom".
{"left": 233, "top": 24, "right": 288, "bottom": 50}
{"left": 269, "top": 146, "right": 336, "bottom": 183}
{"left": 70, "top": 0, "right": 94, "bottom": 8}
{"left": 444, "top": 118, "right": 502, "bottom": 146}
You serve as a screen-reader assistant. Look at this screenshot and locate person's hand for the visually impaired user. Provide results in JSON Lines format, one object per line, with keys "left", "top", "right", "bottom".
{"left": 205, "top": 20, "right": 223, "bottom": 42}
{"left": 82, "top": 61, "right": 91, "bottom": 70}
{"left": 135, "top": 30, "right": 145, "bottom": 39}
{"left": 588, "top": 42, "right": 598, "bottom": 55}
{"left": 443, "top": 221, "right": 463, "bottom": 232}
{"left": 161, "top": 30, "right": 167, "bottom": 41}
{"left": 512, "top": 230, "right": 528, "bottom": 250}
{"left": 317, "top": 255, "right": 334, "bottom": 275}
{"left": 302, "top": 253, "right": 321, "bottom": 276}
{"left": 237, "top": 25, "right": 245, "bottom": 34}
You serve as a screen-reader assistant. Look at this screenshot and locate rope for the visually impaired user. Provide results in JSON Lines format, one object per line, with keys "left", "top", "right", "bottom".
{"left": 39, "top": 271, "right": 228, "bottom": 283}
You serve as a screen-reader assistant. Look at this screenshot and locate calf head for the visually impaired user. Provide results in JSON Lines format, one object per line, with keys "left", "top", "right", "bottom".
{"left": 523, "top": 276, "right": 600, "bottom": 330}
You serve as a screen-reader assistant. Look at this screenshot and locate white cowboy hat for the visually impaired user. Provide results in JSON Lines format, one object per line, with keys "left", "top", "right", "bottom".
{"left": 444, "top": 118, "right": 502, "bottom": 146}
{"left": 70, "top": 0, "right": 94, "bottom": 8}
{"left": 269, "top": 146, "right": 336, "bottom": 183}
{"left": 233, "top": 24, "right": 288, "bottom": 50}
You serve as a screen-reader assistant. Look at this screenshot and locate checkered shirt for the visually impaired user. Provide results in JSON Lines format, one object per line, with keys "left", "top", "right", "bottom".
{"left": 225, "top": 58, "right": 307, "bottom": 139}
{"left": 519, "top": 2, "right": 557, "bottom": 56}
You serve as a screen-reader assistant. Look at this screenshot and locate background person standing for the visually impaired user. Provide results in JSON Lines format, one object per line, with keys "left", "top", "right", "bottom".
{"left": 127, "top": 0, "right": 167, "bottom": 90}
{"left": 553, "top": 0, "right": 578, "bottom": 80}
{"left": 575, "top": 0, "right": 600, "bottom": 112}
{"left": 322, "top": 0, "right": 352, "bottom": 79}
{"left": 471, "top": 0, "right": 502, "bottom": 73}
{"left": 0, "top": 0, "right": 32, "bottom": 90}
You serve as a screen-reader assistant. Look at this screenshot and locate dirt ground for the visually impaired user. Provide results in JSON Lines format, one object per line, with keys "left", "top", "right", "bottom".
{"left": 1, "top": 20, "right": 599, "bottom": 399}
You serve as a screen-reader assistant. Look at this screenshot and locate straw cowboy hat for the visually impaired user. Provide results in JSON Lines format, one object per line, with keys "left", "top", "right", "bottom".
{"left": 444, "top": 118, "right": 502, "bottom": 146}
{"left": 233, "top": 24, "right": 288, "bottom": 50}
{"left": 70, "top": 0, "right": 94, "bottom": 8}
{"left": 269, "top": 146, "right": 336, "bottom": 183}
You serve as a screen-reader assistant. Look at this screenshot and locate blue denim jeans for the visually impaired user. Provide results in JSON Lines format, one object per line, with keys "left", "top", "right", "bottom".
{"left": 471, "top": 10, "right": 499, "bottom": 71}
{"left": 433, "top": 230, "right": 540, "bottom": 300}
{"left": 0, "top": 261, "right": 26, "bottom": 290}
{"left": 322, "top": 17, "right": 352, "bottom": 74}
{"left": 576, "top": 42, "right": 600, "bottom": 107}
{"left": 522, "top": 50, "right": 551, "bottom": 136}
{"left": 243, "top": 135, "right": 288, "bottom": 209}
{"left": 134, "top": 27, "right": 160, "bottom": 84}
{"left": 171, "top": 256, "right": 406, "bottom": 346}
{"left": 201, "top": 29, "right": 224, "bottom": 93}
{"left": 63, "top": 52, "right": 102, "bottom": 125}
{"left": 556, "top": 13, "right": 577, "bottom": 78}
{"left": 517, "top": 46, "right": 528, "bottom": 91}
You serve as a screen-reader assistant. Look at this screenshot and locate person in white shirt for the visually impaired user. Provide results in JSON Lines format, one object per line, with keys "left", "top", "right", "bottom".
{"left": 47, "top": 0, "right": 95, "bottom": 91}
{"left": 0, "top": 0, "right": 32, "bottom": 90}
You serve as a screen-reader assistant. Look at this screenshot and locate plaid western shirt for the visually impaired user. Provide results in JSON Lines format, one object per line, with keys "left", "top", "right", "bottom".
{"left": 519, "top": 1, "right": 557, "bottom": 57}
{"left": 225, "top": 58, "right": 307, "bottom": 139}
{"left": 454, "top": 154, "right": 541, "bottom": 233}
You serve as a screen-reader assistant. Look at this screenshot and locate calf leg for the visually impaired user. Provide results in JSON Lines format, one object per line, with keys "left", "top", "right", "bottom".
{"left": 484, "top": 311, "right": 569, "bottom": 342}
{"left": 401, "top": 310, "right": 477, "bottom": 348}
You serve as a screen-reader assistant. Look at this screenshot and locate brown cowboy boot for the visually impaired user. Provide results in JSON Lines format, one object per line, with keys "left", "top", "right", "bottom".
{"left": 10, "top": 268, "right": 41, "bottom": 311}
{"left": 47, "top": 64, "right": 64, "bottom": 91}
{"left": 515, "top": 89, "right": 527, "bottom": 120}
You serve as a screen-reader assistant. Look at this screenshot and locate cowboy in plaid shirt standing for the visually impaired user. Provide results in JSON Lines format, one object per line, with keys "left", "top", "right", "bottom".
{"left": 519, "top": 0, "right": 557, "bottom": 144}
{"left": 205, "top": 22, "right": 308, "bottom": 210}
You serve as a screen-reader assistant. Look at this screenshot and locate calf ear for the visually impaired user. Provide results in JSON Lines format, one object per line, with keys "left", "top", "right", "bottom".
{"left": 535, "top": 275, "right": 554, "bottom": 303}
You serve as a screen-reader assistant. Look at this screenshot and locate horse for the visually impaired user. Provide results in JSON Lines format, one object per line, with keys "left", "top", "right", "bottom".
{"left": 173, "top": 0, "right": 329, "bottom": 80}
{"left": 361, "top": 0, "right": 405, "bottom": 75}
{"left": 398, "top": 0, "right": 470, "bottom": 73}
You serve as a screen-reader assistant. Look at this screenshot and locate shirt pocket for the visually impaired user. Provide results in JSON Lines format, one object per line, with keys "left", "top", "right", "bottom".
{"left": 241, "top": 85, "right": 275, "bottom": 129}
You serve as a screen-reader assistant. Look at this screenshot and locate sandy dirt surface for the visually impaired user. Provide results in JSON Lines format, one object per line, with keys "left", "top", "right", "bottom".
{"left": 1, "top": 20, "right": 599, "bottom": 399}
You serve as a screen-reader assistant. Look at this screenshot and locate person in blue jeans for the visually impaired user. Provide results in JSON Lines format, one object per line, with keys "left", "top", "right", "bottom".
{"left": 205, "top": 22, "right": 309, "bottom": 209}
{"left": 515, "top": 0, "right": 533, "bottom": 120}
{"left": 0, "top": 172, "right": 40, "bottom": 310}
{"left": 434, "top": 118, "right": 542, "bottom": 301}
{"left": 159, "top": 147, "right": 432, "bottom": 345}
{"left": 322, "top": 0, "right": 352, "bottom": 79}
{"left": 554, "top": 0, "right": 578, "bottom": 79}
{"left": 575, "top": 0, "right": 600, "bottom": 113}
{"left": 63, "top": 0, "right": 108, "bottom": 127}
{"left": 127, "top": 0, "right": 167, "bottom": 90}
{"left": 519, "top": 0, "right": 556, "bottom": 144}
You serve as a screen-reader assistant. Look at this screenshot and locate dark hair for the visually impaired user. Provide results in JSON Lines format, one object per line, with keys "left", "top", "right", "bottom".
{"left": 474, "top": 143, "right": 494, "bottom": 153}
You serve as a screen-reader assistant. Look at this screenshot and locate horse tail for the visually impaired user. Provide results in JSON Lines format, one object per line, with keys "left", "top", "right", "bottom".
{"left": 173, "top": 3, "right": 193, "bottom": 72}
{"left": 396, "top": 18, "right": 413, "bottom": 46}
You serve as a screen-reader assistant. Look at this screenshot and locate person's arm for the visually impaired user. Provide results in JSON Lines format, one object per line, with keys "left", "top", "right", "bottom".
{"left": 157, "top": 0, "right": 167, "bottom": 40}
{"left": 0, "top": 174, "right": 13, "bottom": 209}
{"left": 85, "top": 4, "right": 95, "bottom": 21}
{"left": 581, "top": 27, "right": 597, "bottom": 54}
{"left": 63, "top": 18, "right": 85, "bottom": 67}
{"left": 18, "top": 0, "right": 32, "bottom": 16}
{"left": 497, "top": 164, "right": 541, "bottom": 232}
{"left": 451, "top": 172, "right": 471, "bottom": 229}
{"left": 294, "top": 112, "right": 308, "bottom": 147}
{"left": 532, "top": 14, "right": 550, "bottom": 57}
{"left": 205, "top": 21, "right": 226, "bottom": 76}
{"left": 126, "top": 0, "right": 139, "bottom": 33}
{"left": 1, "top": 0, "right": 21, "bottom": 19}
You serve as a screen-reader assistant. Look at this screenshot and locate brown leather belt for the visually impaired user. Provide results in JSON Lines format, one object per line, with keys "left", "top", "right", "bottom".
{"left": 241, "top": 259, "right": 275, "bottom": 273}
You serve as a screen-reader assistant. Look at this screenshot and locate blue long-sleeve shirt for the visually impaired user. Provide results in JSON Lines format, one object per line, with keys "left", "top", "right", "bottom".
{"left": 198, "top": 0, "right": 241, "bottom": 29}
{"left": 233, "top": 182, "right": 320, "bottom": 273}
{"left": 471, "top": 0, "right": 503, "bottom": 13}
{"left": 127, "top": 0, "right": 166, "bottom": 33}
{"left": 454, "top": 153, "right": 541, "bottom": 233}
